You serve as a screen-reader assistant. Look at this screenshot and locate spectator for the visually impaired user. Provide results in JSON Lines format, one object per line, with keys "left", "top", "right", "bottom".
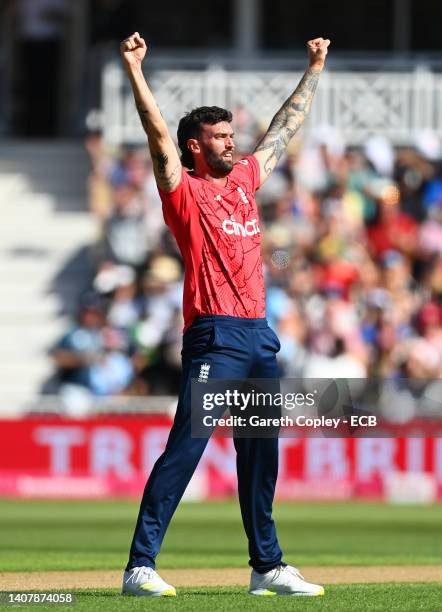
{"left": 51, "top": 292, "right": 134, "bottom": 414}
{"left": 66, "top": 126, "right": 442, "bottom": 405}
{"left": 102, "top": 184, "right": 148, "bottom": 268}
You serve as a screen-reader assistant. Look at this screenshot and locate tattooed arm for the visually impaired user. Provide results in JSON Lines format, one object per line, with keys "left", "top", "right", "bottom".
{"left": 253, "top": 37, "right": 330, "bottom": 186}
{"left": 120, "top": 33, "right": 181, "bottom": 192}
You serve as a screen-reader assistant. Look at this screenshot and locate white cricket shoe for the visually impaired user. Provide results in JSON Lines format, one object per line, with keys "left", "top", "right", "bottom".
{"left": 122, "top": 566, "right": 176, "bottom": 597}
{"left": 249, "top": 564, "right": 324, "bottom": 596}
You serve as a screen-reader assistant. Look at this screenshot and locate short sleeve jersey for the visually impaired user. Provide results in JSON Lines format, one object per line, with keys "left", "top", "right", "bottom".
{"left": 159, "top": 155, "right": 265, "bottom": 330}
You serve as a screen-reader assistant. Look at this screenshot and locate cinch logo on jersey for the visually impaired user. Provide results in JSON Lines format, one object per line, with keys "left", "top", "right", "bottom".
{"left": 222, "top": 215, "right": 260, "bottom": 237}
{"left": 198, "top": 363, "right": 211, "bottom": 383}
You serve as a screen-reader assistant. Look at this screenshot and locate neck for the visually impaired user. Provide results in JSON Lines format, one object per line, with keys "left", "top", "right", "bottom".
{"left": 192, "top": 164, "right": 229, "bottom": 186}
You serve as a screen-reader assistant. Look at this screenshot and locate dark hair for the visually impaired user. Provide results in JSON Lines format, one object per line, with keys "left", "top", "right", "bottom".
{"left": 177, "top": 106, "right": 232, "bottom": 169}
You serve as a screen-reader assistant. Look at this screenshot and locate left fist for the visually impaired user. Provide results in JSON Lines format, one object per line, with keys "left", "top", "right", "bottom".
{"left": 307, "top": 37, "right": 330, "bottom": 71}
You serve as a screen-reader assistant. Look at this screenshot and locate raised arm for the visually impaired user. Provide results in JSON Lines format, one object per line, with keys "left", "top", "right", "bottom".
{"left": 253, "top": 37, "right": 330, "bottom": 186}
{"left": 120, "top": 33, "right": 181, "bottom": 192}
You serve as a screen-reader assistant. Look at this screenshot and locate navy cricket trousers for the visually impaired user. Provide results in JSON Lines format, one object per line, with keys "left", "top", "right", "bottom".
{"left": 126, "top": 315, "right": 284, "bottom": 573}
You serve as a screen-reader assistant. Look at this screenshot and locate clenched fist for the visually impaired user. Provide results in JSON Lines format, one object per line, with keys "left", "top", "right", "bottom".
{"left": 120, "top": 32, "right": 147, "bottom": 68}
{"left": 307, "top": 38, "right": 330, "bottom": 71}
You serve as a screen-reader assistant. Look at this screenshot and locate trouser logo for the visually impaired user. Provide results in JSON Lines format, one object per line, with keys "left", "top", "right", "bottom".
{"left": 198, "top": 363, "right": 211, "bottom": 383}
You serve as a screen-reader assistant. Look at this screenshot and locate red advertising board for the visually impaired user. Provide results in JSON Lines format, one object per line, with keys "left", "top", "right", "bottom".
{"left": 1, "top": 417, "right": 441, "bottom": 500}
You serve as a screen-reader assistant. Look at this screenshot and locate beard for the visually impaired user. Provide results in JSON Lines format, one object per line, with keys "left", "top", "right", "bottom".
{"left": 203, "top": 146, "right": 234, "bottom": 177}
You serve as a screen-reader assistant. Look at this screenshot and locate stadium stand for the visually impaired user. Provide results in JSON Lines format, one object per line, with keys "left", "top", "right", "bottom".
{"left": 0, "top": 141, "right": 96, "bottom": 414}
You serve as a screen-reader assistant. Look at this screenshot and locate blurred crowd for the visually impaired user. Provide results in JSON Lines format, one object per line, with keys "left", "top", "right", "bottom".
{"left": 50, "top": 120, "right": 442, "bottom": 416}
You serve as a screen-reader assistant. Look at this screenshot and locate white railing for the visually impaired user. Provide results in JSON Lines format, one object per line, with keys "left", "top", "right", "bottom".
{"left": 100, "top": 62, "right": 442, "bottom": 146}
{"left": 0, "top": 394, "right": 179, "bottom": 418}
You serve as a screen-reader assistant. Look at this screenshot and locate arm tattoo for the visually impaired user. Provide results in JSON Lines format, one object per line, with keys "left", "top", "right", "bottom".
{"left": 254, "top": 68, "right": 320, "bottom": 175}
{"left": 136, "top": 104, "right": 150, "bottom": 131}
{"left": 133, "top": 96, "right": 180, "bottom": 190}
{"left": 152, "top": 151, "right": 168, "bottom": 175}
{"left": 136, "top": 101, "right": 163, "bottom": 132}
{"left": 152, "top": 151, "right": 180, "bottom": 190}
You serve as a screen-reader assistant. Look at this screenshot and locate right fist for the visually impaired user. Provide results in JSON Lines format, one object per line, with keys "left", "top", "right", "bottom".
{"left": 120, "top": 32, "right": 147, "bottom": 66}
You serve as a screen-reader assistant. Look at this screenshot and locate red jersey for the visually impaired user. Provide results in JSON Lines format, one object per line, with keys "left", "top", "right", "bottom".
{"left": 159, "top": 155, "right": 265, "bottom": 330}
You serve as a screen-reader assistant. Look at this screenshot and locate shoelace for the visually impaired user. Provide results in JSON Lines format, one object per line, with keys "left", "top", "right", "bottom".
{"left": 283, "top": 565, "right": 305, "bottom": 580}
{"left": 272, "top": 565, "right": 305, "bottom": 581}
{"left": 126, "top": 566, "right": 155, "bottom": 584}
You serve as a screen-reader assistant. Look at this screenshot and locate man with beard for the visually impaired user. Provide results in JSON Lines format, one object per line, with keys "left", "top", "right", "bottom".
{"left": 120, "top": 32, "right": 330, "bottom": 598}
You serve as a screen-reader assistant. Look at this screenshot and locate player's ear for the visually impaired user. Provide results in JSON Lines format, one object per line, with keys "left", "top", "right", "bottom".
{"left": 187, "top": 138, "right": 200, "bottom": 156}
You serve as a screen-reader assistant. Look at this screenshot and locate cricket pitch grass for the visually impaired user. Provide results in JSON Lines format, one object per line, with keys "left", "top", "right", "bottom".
{"left": 0, "top": 499, "right": 441, "bottom": 610}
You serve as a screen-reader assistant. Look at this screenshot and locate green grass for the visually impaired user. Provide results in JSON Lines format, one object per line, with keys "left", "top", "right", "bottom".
{"left": 3, "top": 586, "right": 442, "bottom": 612}
{"left": 0, "top": 499, "right": 442, "bottom": 572}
